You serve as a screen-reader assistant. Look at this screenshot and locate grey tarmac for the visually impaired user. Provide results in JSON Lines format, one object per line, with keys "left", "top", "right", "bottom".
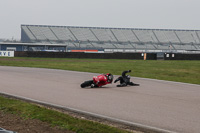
{"left": 0, "top": 66, "right": 200, "bottom": 133}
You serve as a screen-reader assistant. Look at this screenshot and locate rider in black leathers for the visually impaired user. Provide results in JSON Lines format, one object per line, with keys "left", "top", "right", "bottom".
{"left": 114, "top": 70, "right": 139, "bottom": 87}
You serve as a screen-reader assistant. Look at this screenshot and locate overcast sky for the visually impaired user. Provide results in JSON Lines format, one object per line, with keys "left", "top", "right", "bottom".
{"left": 0, "top": 0, "right": 200, "bottom": 39}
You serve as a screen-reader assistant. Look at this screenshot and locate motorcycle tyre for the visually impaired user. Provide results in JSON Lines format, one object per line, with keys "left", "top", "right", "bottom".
{"left": 81, "top": 80, "right": 93, "bottom": 88}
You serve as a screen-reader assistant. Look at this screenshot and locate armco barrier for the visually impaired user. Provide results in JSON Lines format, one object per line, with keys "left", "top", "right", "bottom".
{"left": 14, "top": 51, "right": 157, "bottom": 60}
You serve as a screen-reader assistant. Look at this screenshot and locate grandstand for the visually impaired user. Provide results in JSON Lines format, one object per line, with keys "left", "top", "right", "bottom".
{"left": 2, "top": 24, "right": 200, "bottom": 53}
{"left": 20, "top": 24, "right": 200, "bottom": 53}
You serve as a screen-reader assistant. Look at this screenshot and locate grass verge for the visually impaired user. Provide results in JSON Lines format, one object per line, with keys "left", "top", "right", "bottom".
{"left": 0, "top": 95, "right": 130, "bottom": 133}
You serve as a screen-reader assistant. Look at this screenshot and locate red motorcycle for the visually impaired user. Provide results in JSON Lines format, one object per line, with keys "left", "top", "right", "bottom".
{"left": 80, "top": 73, "right": 113, "bottom": 88}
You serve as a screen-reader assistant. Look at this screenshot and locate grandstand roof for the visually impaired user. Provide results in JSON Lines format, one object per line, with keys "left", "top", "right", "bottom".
{"left": 21, "top": 24, "right": 200, "bottom": 45}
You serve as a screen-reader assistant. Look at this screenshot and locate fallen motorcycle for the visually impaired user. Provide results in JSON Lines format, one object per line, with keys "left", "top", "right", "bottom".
{"left": 81, "top": 73, "right": 113, "bottom": 88}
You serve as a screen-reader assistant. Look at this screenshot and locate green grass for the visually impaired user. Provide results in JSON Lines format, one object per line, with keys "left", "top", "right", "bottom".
{"left": 0, "top": 57, "right": 200, "bottom": 84}
{"left": 0, "top": 96, "right": 130, "bottom": 133}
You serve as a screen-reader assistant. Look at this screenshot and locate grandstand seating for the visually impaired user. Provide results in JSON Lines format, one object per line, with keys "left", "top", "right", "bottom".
{"left": 21, "top": 25, "right": 200, "bottom": 52}
{"left": 22, "top": 26, "right": 36, "bottom": 40}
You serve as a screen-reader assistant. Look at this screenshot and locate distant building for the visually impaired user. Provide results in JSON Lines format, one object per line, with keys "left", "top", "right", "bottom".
{"left": 1, "top": 24, "right": 200, "bottom": 53}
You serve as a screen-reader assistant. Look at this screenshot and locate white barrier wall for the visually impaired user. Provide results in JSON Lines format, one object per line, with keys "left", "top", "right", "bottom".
{"left": 0, "top": 51, "right": 14, "bottom": 57}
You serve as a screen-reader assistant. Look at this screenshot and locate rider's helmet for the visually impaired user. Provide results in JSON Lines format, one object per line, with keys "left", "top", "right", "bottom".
{"left": 106, "top": 73, "right": 113, "bottom": 83}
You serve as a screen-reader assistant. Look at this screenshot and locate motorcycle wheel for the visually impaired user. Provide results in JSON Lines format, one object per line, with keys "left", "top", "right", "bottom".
{"left": 80, "top": 80, "right": 93, "bottom": 88}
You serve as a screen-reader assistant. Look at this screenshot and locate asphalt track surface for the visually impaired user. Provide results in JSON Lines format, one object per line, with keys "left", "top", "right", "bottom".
{"left": 0, "top": 66, "right": 200, "bottom": 133}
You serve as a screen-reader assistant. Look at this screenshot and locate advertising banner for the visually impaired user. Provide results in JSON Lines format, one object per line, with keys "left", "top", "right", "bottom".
{"left": 0, "top": 51, "right": 14, "bottom": 57}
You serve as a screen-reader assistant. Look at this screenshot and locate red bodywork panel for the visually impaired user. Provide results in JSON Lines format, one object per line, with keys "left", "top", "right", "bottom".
{"left": 93, "top": 74, "right": 110, "bottom": 87}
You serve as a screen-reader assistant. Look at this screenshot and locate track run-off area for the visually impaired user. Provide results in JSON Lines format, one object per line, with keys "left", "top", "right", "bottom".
{"left": 0, "top": 66, "right": 200, "bottom": 133}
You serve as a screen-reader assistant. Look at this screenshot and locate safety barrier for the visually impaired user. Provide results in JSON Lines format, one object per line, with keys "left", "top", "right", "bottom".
{"left": 14, "top": 51, "right": 200, "bottom": 60}
{"left": 14, "top": 51, "right": 156, "bottom": 60}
